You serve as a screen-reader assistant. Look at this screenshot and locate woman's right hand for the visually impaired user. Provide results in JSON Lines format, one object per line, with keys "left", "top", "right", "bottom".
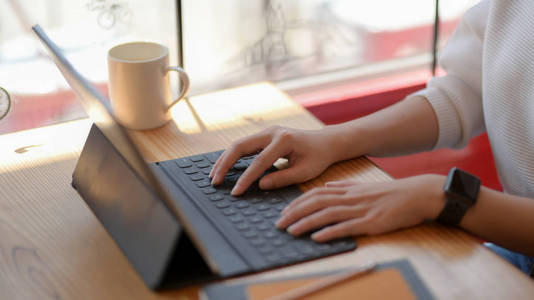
{"left": 209, "top": 125, "right": 346, "bottom": 196}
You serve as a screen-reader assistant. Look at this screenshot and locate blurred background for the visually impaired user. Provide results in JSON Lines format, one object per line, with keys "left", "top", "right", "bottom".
{"left": 0, "top": 0, "right": 478, "bottom": 134}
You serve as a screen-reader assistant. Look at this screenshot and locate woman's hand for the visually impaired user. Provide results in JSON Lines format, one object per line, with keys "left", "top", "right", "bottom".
{"left": 210, "top": 125, "right": 347, "bottom": 195}
{"left": 276, "top": 174, "right": 447, "bottom": 242}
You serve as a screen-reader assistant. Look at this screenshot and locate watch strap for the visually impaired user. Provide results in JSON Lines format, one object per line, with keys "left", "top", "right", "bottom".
{"left": 437, "top": 167, "right": 480, "bottom": 226}
{"left": 437, "top": 196, "right": 471, "bottom": 226}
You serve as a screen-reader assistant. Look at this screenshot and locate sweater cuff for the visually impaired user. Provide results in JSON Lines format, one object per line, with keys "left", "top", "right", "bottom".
{"left": 409, "top": 87, "right": 462, "bottom": 149}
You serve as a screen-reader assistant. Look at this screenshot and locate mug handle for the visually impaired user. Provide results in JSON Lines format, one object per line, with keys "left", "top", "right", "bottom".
{"left": 165, "top": 66, "right": 191, "bottom": 111}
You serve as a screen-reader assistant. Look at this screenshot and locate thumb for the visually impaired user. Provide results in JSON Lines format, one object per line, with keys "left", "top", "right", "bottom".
{"left": 259, "top": 165, "right": 311, "bottom": 190}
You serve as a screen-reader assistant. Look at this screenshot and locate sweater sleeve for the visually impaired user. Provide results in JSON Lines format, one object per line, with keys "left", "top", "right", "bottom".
{"left": 410, "top": 0, "right": 490, "bottom": 149}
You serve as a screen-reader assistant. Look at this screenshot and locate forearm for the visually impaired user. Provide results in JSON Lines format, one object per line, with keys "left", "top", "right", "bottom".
{"left": 459, "top": 188, "right": 534, "bottom": 257}
{"left": 327, "top": 95, "right": 439, "bottom": 162}
{"left": 419, "top": 176, "right": 534, "bottom": 257}
{"left": 416, "top": 176, "right": 534, "bottom": 257}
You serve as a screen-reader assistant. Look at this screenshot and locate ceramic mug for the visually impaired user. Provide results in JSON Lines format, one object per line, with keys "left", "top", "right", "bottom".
{"left": 108, "top": 42, "right": 190, "bottom": 130}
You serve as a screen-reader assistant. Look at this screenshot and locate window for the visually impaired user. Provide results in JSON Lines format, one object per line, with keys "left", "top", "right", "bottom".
{"left": 0, "top": 0, "right": 478, "bottom": 134}
{"left": 182, "top": 0, "right": 479, "bottom": 95}
{"left": 0, "top": 0, "right": 177, "bottom": 134}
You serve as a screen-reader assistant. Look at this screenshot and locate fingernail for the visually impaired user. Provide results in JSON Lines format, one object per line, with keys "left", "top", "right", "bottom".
{"left": 287, "top": 224, "right": 297, "bottom": 235}
{"left": 231, "top": 185, "right": 241, "bottom": 196}
{"left": 312, "top": 231, "right": 327, "bottom": 241}
{"left": 212, "top": 174, "right": 220, "bottom": 185}
{"left": 260, "top": 177, "right": 273, "bottom": 190}
{"left": 282, "top": 203, "right": 295, "bottom": 214}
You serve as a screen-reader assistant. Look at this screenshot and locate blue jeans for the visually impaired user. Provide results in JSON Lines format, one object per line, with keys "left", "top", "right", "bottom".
{"left": 486, "top": 243, "right": 534, "bottom": 278}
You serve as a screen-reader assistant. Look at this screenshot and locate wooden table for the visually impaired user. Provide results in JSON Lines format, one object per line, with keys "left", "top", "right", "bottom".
{"left": 1, "top": 83, "right": 533, "bottom": 299}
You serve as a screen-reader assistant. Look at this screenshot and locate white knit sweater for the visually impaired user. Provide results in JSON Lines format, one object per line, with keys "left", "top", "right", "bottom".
{"left": 412, "top": 0, "right": 534, "bottom": 197}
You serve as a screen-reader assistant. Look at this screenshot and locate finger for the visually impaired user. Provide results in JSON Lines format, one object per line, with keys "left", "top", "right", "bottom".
{"left": 311, "top": 217, "right": 372, "bottom": 242}
{"left": 210, "top": 133, "right": 267, "bottom": 179}
{"left": 325, "top": 180, "right": 359, "bottom": 188}
{"left": 286, "top": 205, "right": 367, "bottom": 236}
{"left": 210, "top": 134, "right": 269, "bottom": 185}
{"left": 282, "top": 187, "right": 347, "bottom": 215}
{"left": 257, "top": 164, "right": 310, "bottom": 190}
{"left": 209, "top": 150, "right": 228, "bottom": 179}
{"left": 231, "top": 141, "right": 287, "bottom": 195}
{"left": 282, "top": 187, "right": 346, "bottom": 215}
{"left": 276, "top": 193, "right": 349, "bottom": 229}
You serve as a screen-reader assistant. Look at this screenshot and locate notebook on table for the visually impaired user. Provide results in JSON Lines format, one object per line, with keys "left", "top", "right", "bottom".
{"left": 200, "top": 259, "right": 435, "bottom": 300}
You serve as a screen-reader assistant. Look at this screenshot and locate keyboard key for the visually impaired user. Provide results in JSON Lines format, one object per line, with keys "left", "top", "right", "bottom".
{"left": 275, "top": 203, "right": 286, "bottom": 211}
{"left": 250, "top": 238, "right": 266, "bottom": 246}
{"left": 205, "top": 152, "right": 221, "bottom": 164}
{"left": 209, "top": 194, "right": 224, "bottom": 201}
{"left": 250, "top": 197, "right": 263, "bottom": 204}
{"left": 221, "top": 207, "right": 236, "bottom": 215}
{"left": 196, "top": 180, "right": 211, "bottom": 188}
{"left": 296, "top": 244, "right": 315, "bottom": 255}
{"left": 196, "top": 161, "right": 211, "bottom": 169}
{"left": 266, "top": 253, "right": 282, "bottom": 263}
{"left": 257, "top": 204, "right": 270, "bottom": 211}
{"left": 272, "top": 239, "right": 284, "bottom": 246}
{"left": 280, "top": 248, "right": 299, "bottom": 259}
{"left": 190, "top": 174, "right": 205, "bottom": 181}
{"left": 257, "top": 223, "right": 271, "bottom": 231}
{"left": 242, "top": 208, "right": 257, "bottom": 216}
{"left": 202, "top": 187, "right": 217, "bottom": 194}
{"left": 218, "top": 187, "right": 232, "bottom": 195}
{"left": 175, "top": 158, "right": 192, "bottom": 168}
{"left": 202, "top": 169, "right": 211, "bottom": 175}
{"left": 338, "top": 240, "right": 354, "bottom": 248}
{"left": 216, "top": 201, "right": 231, "bottom": 209}
{"left": 229, "top": 215, "right": 243, "bottom": 223}
{"left": 268, "top": 198, "right": 283, "bottom": 204}
{"left": 330, "top": 240, "right": 349, "bottom": 249}
{"left": 250, "top": 216, "right": 263, "bottom": 223}
{"left": 235, "top": 202, "right": 249, "bottom": 209}
{"left": 318, "top": 244, "right": 331, "bottom": 252}
{"left": 227, "top": 195, "right": 240, "bottom": 202}
{"left": 243, "top": 230, "right": 258, "bottom": 239}
{"left": 236, "top": 223, "right": 250, "bottom": 231}
{"left": 280, "top": 233, "right": 297, "bottom": 242}
{"left": 263, "top": 210, "right": 279, "bottom": 218}
{"left": 190, "top": 156, "right": 205, "bottom": 162}
{"left": 183, "top": 167, "right": 198, "bottom": 175}
{"left": 264, "top": 231, "right": 278, "bottom": 239}
{"left": 258, "top": 246, "right": 274, "bottom": 254}
{"left": 233, "top": 162, "right": 248, "bottom": 171}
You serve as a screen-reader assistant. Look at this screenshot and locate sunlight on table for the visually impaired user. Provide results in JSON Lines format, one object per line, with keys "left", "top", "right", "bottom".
{"left": 169, "top": 83, "right": 308, "bottom": 135}
{"left": 0, "top": 119, "right": 91, "bottom": 174}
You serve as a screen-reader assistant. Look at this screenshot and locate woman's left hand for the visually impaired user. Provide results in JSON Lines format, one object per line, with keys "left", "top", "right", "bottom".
{"left": 276, "top": 174, "right": 447, "bottom": 242}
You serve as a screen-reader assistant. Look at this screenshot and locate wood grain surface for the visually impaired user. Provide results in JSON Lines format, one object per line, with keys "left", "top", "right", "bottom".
{"left": 1, "top": 83, "right": 533, "bottom": 299}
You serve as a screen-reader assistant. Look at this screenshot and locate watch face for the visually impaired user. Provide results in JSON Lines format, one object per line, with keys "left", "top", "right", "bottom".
{"left": 0, "top": 86, "right": 11, "bottom": 120}
{"left": 446, "top": 167, "right": 481, "bottom": 204}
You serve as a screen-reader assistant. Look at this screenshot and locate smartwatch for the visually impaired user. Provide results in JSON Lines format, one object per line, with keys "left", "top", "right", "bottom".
{"left": 437, "top": 167, "right": 480, "bottom": 226}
